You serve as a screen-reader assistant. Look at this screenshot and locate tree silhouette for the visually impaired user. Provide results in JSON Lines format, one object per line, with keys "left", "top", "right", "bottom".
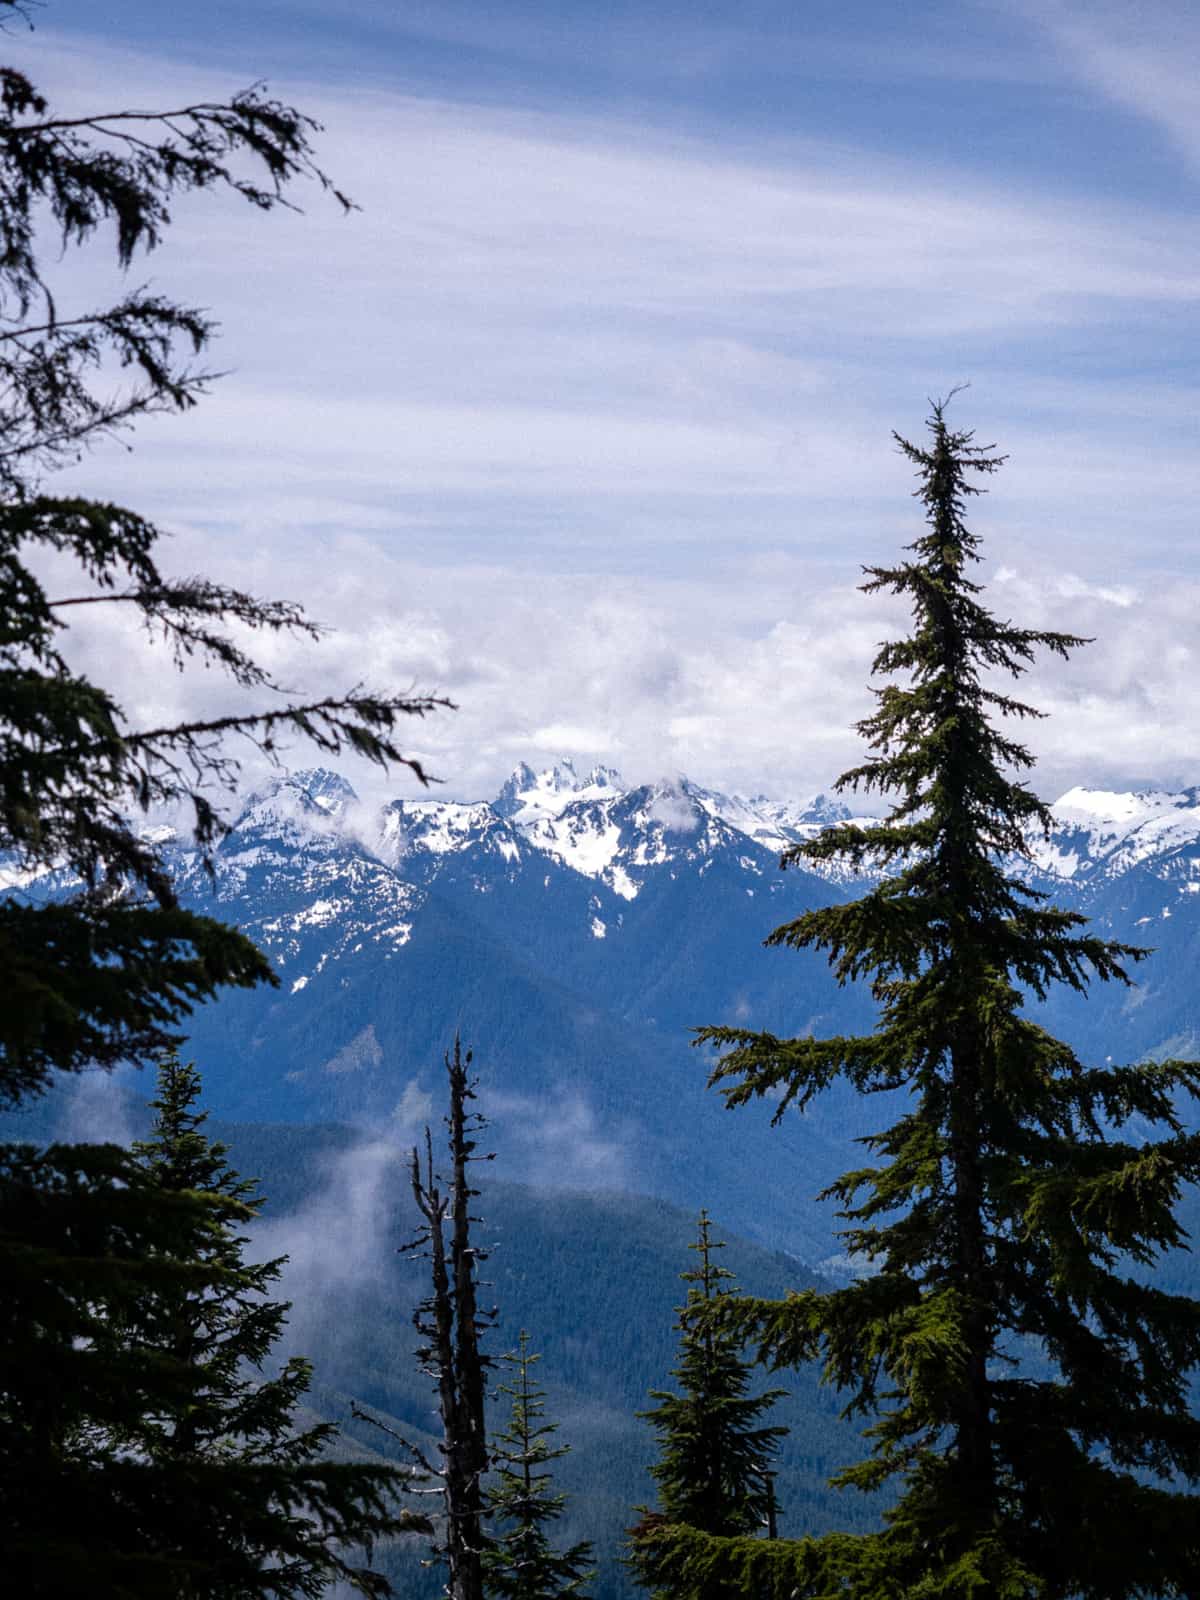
{"left": 647, "top": 402, "right": 1200, "bottom": 1598}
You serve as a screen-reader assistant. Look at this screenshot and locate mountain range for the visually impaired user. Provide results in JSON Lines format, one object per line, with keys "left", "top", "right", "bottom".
{"left": 129, "top": 764, "right": 1200, "bottom": 1250}
{"left": 15, "top": 757, "right": 1200, "bottom": 1264}
{"left": 9, "top": 756, "right": 1200, "bottom": 1594}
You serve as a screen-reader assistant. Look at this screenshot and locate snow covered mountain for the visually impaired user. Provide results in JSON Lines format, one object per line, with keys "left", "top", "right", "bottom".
{"left": 26, "top": 759, "right": 1200, "bottom": 1261}
{"left": 1029, "top": 785, "right": 1200, "bottom": 894}
{"left": 167, "top": 756, "right": 1200, "bottom": 915}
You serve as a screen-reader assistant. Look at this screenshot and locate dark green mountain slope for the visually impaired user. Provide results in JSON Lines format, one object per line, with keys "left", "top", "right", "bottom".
{"left": 216, "top": 1120, "right": 885, "bottom": 1600}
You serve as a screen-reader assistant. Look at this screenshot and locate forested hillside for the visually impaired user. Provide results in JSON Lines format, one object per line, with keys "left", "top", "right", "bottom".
{"left": 213, "top": 1122, "right": 886, "bottom": 1599}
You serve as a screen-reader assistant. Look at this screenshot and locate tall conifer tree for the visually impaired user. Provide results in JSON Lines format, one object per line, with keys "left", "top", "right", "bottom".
{"left": 483, "top": 1332, "right": 593, "bottom": 1600}
{"left": 0, "top": 1136, "right": 223, "bottom": 1597}
{"left": 630, "top": 1209, "right": 786, "bottom": 1589}
{"left": 1, "top": 1055, "right": 424, "bottom": 1597}
{"left": 644, "top": 403, "right": 1200, "bottom": 1600}
{"left": 123, "top": 1051, "right": 425, "bottom": 1596}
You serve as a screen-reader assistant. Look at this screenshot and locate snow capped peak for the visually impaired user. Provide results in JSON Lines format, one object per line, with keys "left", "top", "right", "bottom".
{"left": 231, "top": 772, "right": 343, "bottom": 837}
{"left": 379, "top": 797, "right": 520, "bottom": 865}
{"left": 1027, "top": 784, "right": 1200, "bottom": 883}
{"left": 800, "top": 791, "right": 853, "bottom": 825}
{"left": 493, "top": 762, "right": 539, "bottom": 815}
{"left": 641, "top": 779, "right": 705, "bottom": 835}
{"left": 493, "top": 757, "right": 625, "bottom": 823}
{"left": 293, "top": 768, "right": 360, "bottom": 815}
{"left": 1050, "top": 785, "right": 1198, "bottom": 833}
{"left": 681, "top": 782, "right": 857, "bottom": 856}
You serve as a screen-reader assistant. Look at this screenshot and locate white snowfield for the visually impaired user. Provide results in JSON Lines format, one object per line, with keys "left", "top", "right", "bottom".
{"left": 1027, "top": 785, "right": 1200, "bottom": 884}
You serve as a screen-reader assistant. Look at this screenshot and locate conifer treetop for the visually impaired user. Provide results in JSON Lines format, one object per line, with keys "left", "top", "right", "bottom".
{"left": 483, "top": 1331, "right": 593, "bottom": 1600}
{"left": 681, "top": 403, "right": 1200, "bottom": 1600}
{"left": 631, "top": 1208, "right": 788, "bottom": 1591}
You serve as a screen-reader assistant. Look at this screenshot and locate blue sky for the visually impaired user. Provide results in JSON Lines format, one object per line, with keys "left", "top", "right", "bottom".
{"left": 19, "top": 0, "right": 1200, "bottom": 801}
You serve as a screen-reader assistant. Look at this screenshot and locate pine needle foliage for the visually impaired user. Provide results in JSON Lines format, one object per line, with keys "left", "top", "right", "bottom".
{"left": 0, "top": 4, "right": 449, "bottom": 1105}
{"left": 123, "top": 1051, "right": 426, "bottom": 1596}
{"left": 668, "top": 402, "right": 1200, "bottom": 1599}
{"left": 0, "top": 1057, "right": 425, "bottom": 1597}
{"left": 631, "top": 1210, "right": 787, "bottom": 1585}
{"left": 0, "top": 1135, "right": 222, "bottom": 1598}
{"left": 483, "top": 1331, "right": 594, "bottom": 1600}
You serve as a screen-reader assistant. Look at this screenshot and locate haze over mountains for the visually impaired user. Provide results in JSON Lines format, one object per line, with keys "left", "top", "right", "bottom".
{"left": 25, "top": 755, "right": 1184, "bottom": 1268}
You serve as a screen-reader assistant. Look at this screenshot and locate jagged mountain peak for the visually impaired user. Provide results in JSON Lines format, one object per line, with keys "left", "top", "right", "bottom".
{"left": 378, "top": 796, "right": 522, "bottom": 867}
{"left": 493, "top": 756, "right": 625, "bottom": 822}
{"left": 801, "top": 791, "right": 854, "bottom": 824}
{"left": 294, "top": 767, "right": 361, "bottom": 814}
{"left": 680, "top": 781, "right": 857, "bottom": 858}
{"left": 229, "top": 770, "right": 355, "bottom": 841}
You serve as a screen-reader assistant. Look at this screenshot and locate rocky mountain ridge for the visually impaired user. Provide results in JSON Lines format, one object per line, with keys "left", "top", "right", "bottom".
{"left": 162, "top": 755, "right": 1200, "bottom": 915}
{"left": 20, "top": 758, "right": 1200, "bottom": 1263}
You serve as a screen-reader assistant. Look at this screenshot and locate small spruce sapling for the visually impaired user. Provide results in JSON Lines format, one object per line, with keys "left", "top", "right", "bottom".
{"left": 483, "top": 1331, "right": 594, "bottom": 1600}
{"left": 630, "top": 1210, "right": 786, "bottom": 1597}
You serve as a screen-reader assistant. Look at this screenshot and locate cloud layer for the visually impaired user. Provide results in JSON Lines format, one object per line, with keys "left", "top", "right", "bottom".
{"left": 12, "top": 9, "right": 1200, "bottom": 806}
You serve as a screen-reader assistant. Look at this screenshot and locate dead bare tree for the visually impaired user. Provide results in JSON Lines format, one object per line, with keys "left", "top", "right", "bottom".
{"left": 356, "top": 1037, "right": 495, "bottom": 1600}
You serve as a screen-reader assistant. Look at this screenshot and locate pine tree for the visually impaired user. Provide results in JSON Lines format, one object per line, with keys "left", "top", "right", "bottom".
{"left": 0, "top": 14, "right": 446, "bottom": 1582}
{"left": 0, "top": 1054, "right": 426, "bottom": 1598}
{"left": 127, "top": 1051, "right": 428, "bottom": 1596}
{"left": 643, "top": 402, "right": 1200, "bottom": 1600}
{"left": 0, "top": 1, "right": 448, "bottom": 1108}
{"left": 0, "top": 1136, "right": 225, "bottom": 1597}
{"left": 629, "top": 1212, "right": 786, "bottom": 1598}
{"left": 482, "top": 1331, "right": 594, "bottom": 1600}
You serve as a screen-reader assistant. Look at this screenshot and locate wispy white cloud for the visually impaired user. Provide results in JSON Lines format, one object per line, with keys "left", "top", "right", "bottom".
{"left": 486, "top": 1089, "right": 633, "bottom": 1190}
{"left": 57, "top": 1069, "right": 139, "bottom": 1147}
{"left": 249, "top": 1087, "right": 433, "bottom": 1351}
{"left": 1024, "top": 0, "right": 1200, "bottom": 174}
{"left": 11, "top": 24, "right": 1200, "bottom": 808}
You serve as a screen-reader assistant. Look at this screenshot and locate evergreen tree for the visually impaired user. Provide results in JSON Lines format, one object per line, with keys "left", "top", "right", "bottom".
{"left": 0, "top": 0, "right": 447, "bottom": 1108}
{"left": 129, "top": 1051, "right": 428, "bottom": 1595}
{"left": 483, "top": 1332, "right": 594, "bottom": 1600}
{"left": 0, "top": 9, "right": 445, "bottom": 1582}
{"left": 0, "top": 1056, "right": 426, "bottom": 1598}
{"left": 629, "top": 1212, "right": 786, "bottom": 1598}
{"left": 644, "top": 402, "right": 1200, "bottom": 1600}
{"left": 0, "top": 1136, "right": 224, "bottom": 1597}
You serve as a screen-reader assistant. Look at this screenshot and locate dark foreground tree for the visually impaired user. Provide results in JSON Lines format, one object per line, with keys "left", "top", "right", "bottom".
{"left": 126, "top": 1051, "right": 426, "bottom": 1595}
{"left": 482, "top": 1331, "right": 593, "bottom": 1600}
{"left": 629, "top": 1211, "right": 786, "bottom": 1598}
{"left": 644, "top": 403, "right": 1200, "bottom": 1600}
{"left": 0, "top": 8, "right": 447, "bottom": 1590}
{"left": 0, "top": 0, "right": 448, "bottom": 1106}
{"left": 0, "top": 1060, "right": 425, "bottom": 1597}
{"left": 1, "top": 1136, "right": 214, "bottom": 1597}
{"left": 355, "top": 1037, "right": 496, "bottom": 1600}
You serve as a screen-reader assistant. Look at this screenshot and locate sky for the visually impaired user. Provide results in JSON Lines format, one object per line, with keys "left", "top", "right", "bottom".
{"left": 14, "top": 0, "right": 1200, "bottom": 805}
